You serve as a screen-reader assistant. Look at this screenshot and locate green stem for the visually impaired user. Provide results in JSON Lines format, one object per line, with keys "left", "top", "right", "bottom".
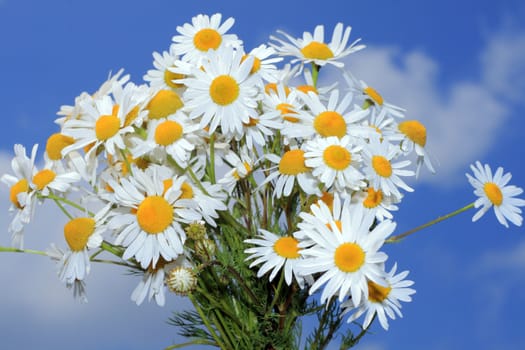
{"left": 0, "top": 246, "right": 47, "bottom": 256}
{"left": 268, "top": 271, "right": 285, "bottom": 314}
{"left": 387, "top": 202, "right": 475, "bottom": 243}
{"left": 208, "top": 133, "right": 217, "bottom": 184}
{"left": 189, "top": 293, "right": 227, "bottom": 349}
{"left": 41, "top": 193, "right": 95, "bottom": 217}
{"left": 311, "top": 63, "right": 320, "bottom": 88}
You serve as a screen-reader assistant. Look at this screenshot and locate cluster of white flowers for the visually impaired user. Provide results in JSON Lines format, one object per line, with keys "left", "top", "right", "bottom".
{"left": 2, "top": 13, "right": 523, "bottom": 332}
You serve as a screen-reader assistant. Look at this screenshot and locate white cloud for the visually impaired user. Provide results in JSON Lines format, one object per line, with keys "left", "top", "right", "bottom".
{"left": 324, "top": 29, "right": 525, "bottom": 187}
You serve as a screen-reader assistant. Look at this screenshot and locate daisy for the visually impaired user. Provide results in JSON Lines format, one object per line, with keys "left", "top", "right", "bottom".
{"left": 352, "top": 187, "right": 399, "bottom": 222}
{"left": 242, "top": 44, "right": 283, "bottom": 83}
{"left": 30, "top": 161, "right": 81, "bottom": 197}
{"left": 218, "top": 148, "right": 254, "bottom": 194}
{"left": 182, "top": 46, "right": 261, "bottom": 137}
{"left": 282, "top": 89, "right": 369, "bottom": 140}
{"left": 1, "top": 144, "right": 38, "bottom": 248}
{"left": 466, "top": 161, "right": 525, "bottom": 227}
{"left": 304, "top": 135, "right": 365, "bottom": 192}
{"left": 296, "top": 197, "right": 395, "bottom": 305}
{"left": 61, "top": 94, "right": 135, "bottom": 158}
{"left": 44, "top": 132, "right": 75, "bottom": 167}
{"left": 57, "top": 207, "right": 107, "bottom": 285}
{"left": 270, "top": 22, "right": 365, "bottom": 69}
{"left": 171, "top": 13, "right": 242, "bottom": 65}
{"left": 130, "top": 111, "right": 199, "bottom": 168}
{"left": 341, "top": 263, "right": 416, "bottom": 330}
{"left": 166, "top": 265, "right": 198, "bottom": 296}
{"left": 143, "top": 46, "right": 186, "bottom": 91}
{"left": 233, "top": 109, "right": 282, "bottom": 150}
{"left": 397, "top": 119, "right": 436, "bottom": 178}
{"left": 262, "top": 83, "right": 303, "bottom": 130}
{"left": 245, "top": 229, "right": 307, "bottom": 287}
{"left": 259, "top": 147, "right": 320, "bottom": 198}
{"left": 343, "top": 71, "right": 405, "bottom": 119}
{"left": 362, "top": 135, "right": 414, "bottom": 200}
{"left": 106, "top": 167, "right": 200, "bottom": 269}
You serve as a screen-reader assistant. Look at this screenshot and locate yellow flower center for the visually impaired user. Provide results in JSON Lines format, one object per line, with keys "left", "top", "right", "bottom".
{"left": 398, "top": 120, "right": 427, "bottom": 147}
{"left": 95, "top": 115, "right": 120, "bottom": 141}
{"left": 363, "top": 188, "right": 383, "bottom": 208}
{"left": 32, "top": 169, "right": 56, "bottom": 191}
{"left": 367, "top": 280, "right": 392, "bottom": 303}
{"left": 276, "top": 103, "right": 299, "bottom": 123}
{"left": 180, "top": 182, "right": 194, "bottom": 199}
{"left": 46, "top": 133, "right": 75, "bottom": 160}
{"left": 323, "top": 145, "right": 351, "bottom": 170}
{"left": 279, "top": 149, "right": 309, "bottom": 175}
{"left": 372, "top": 155, "right": 392, "bottom": 178}
{"left": 241, "top": 55, "right": 261, "bottom": 74}
{"left": 124, "top": 105, "right": 140, "bottom": 127}
{"left": 265, "top": 83, "right": 291, "bottom": 96}
{"left": 243, "top": 117, "right": 259, "bottom": 127}
{"left": 314, "top": 111, "right": 347, "bottom": 138}
{"left": 209, "top": 75, "right": 239, "bottom": 106}
{"left": 154, "top": 120, "right": 183, "bottom": 146}
{"left": 296, "top": 85, "right": 318, "bottom": 94}
{"left": 10, "top": 179, "right": 29, "bottom": 209}
{"left": 233, "top": 162, "right": 252, "bottom": 180}
{"left": 319, "top": 192, "right": 334, "bottom": 211}
{"left": 484, "top": 182, "right": 503, "bottom": 206}
{"left": 193, "top": 28, "right": 222, "bottom": 52}
{"left": 273, "top": 236, "right": 301, "bottom": 259}
{"left": 147, "top": 90, "right": 184, "bottom": 119}
{"left": 64, "top": 217, "right": 96, "bottom": 252}
{"left": 334, "top": 242, "right": 365, "bottom": 273}
{"left": 164, "top": 68, "right": 185, "bottom": 89}
{"left": 301, "top": 41, "right": 334, "bottom": 60}
{"left": 363, "top": 86, "right": 384, "bottom": 106}
{"left": 136, "top": 196, "right": 174, "bottom": 234}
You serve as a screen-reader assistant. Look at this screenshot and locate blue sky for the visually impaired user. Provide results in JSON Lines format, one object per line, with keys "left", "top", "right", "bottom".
{"left": 1, "top": 0, "right": 524, "bottom": 349}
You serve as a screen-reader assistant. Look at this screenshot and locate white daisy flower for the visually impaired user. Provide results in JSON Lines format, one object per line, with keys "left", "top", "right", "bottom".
{"left": 131, "top": 263, "right": 166, "bottom": 307}
{"left": 466, "top": 161, "right": 525, "bottom": 227}
{"left": 30, "top": 162, "right": 81, "bottom": 197}
{"left": 1, "top": 144, "right": 39, "bottom": 248}
{"left": 143, "top": 46, "right": 186, "bottom": 91}
{"left": 362, "top": 108, "right": 400, "bottom": 145}
{"left": 304, "top": 135, "right": 365, "bottom": 192}
{"left": 233, "top": 109, "right": 282, "bottom": 150}
{"left": 218, "top": 149, "right": 254, "bottom": 194}
{"left": 352, "top": 187, "right": 399, "bottom": 222}
{"left": 262, "top": 83, "right": 303, "bottom": 130}
{"left": 296, "top": 197, "right": 394, "bottom": 305}
{"left": 270, "top": 22, "right": 365, "bottom": 69}
{"left": 343, "top": 71, "right": 405, "bottom": 119}
{"left": 182, "top": 46, "right": 261, "bottom": 137}
{"left": 362, "top": 136, "right": 414, "bottom": 200}
{"left": 282, "top": 90, "right": 369, "bottom": 140}
{"left": 171, "top": 13, "right": 242, "bottom": 65}
{"left": 44, "top": 132, "right": 76, "bottom": 167}
{"left": 57, "top": 208, "right": 107, "bottom": 285}
{"left": 130, "top": 111, "right": 199, "bottom": 168}
{"left": 245, "top": 229, "right": 307, "bottom": 288}
{"left": 259, "top": 147, "right": 320, "bottom": 198}
{"left": 243, "top": 44, "right": 283, "bottom": 83}
{"left": 342, "top": 263, "right": 416, "bottom": 330}
{"left": 397, "top": 119, "right": 436, "bottom": 178}
{"left": 107, "top": 167, "right": 200, "bottom": 269}
{"left": 61, "top": 94, "right": 135, "bottom": 158}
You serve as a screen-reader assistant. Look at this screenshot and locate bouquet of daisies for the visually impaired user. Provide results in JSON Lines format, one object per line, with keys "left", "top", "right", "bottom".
{"left": 2, "top": 13, "right": 524, "bottom": 350}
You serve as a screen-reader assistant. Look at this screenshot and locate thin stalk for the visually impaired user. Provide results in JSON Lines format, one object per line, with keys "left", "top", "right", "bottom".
{"left": 0, "top": 246, "right": 47, "bottom": 256}
{"left": 208, "top": 133, "right": 217, "bottom": 184}
{"left": 268, "top": 272, "right": 285, "bottom": 314}
{"left": 188, "top": 293, "right": 227, "bottom": 349}
{"left": 53, "top": 197, "right": 73, "bottom": 219}
{"left": 387, "top": 202, "right": 475, "bottom": 243}
{"left": 41, "top": 193, "right": 95, "bottom": 217}
{"left": 311, "top": 63, "right": 320, "bottom": 88}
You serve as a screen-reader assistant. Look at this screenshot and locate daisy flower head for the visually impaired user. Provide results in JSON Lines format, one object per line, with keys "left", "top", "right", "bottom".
{"left": 130, "top": 111, "right": 199, "bottom": 168}
{"left": 262, "top": 83, "right": 303, "bottom": 132}
{"left": 296, "top": 196, "right": 395, "bottom": 304}
{"left": 182, "top": 46, "right": 261, "bottom": 137}
{"left": 282, "top": 89, "right": 369, "bottom": 140}
{"left": 233, "top": 108, "right": 281, "bottom": 150}
{"left": 1, "top": 144, "right": 39, "bottom": 248}
{"left": 57, "top": 207, "right": 108, "bottom": 286}
{"left": 171, "top": 13, "right": 242, "bottom": 65}
{"left": 143, "top": 46, "right": 186, "bottom": 91}
{"left": 30, "top": 162, "right": 81, "bottom": 197}
{"left": 466, "top": 161, "right": 525, "bottom": 227}
{"left": 107, "top": 167, "right": 200, "bottom": 269}
{"left": 259, "top": 147, "right": 320, "bottom": 198}
{"left": 61, "top": 94, "right": 135, "bottom": 158}
{"left": 397, "top": 119, "right": 436, "bottom": 178}
{"left": 362, "top": 135, "right": 415, "bottom": 200}
{"left": 242, "top": 44, "right": 283, "bottom": 83}
{"left": 342, "top": 263, "right": 416, "bottom": 330}
{"left": 304, "top": 135, "right": 365, "bottom": 193}
{"left": 218, "top": 148, "right": 254, "bottom": 194}
{"left": 353, "top": 187, "right": 400, "bottom": 222}
{"left": 270, "top": 22, "right": 365, "bottom": 70}
{"left": 343, "top": 71, "right": 405, "bottom": 119}
{"left": 245, "top": 229, "right": 307, "bottom": 287}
